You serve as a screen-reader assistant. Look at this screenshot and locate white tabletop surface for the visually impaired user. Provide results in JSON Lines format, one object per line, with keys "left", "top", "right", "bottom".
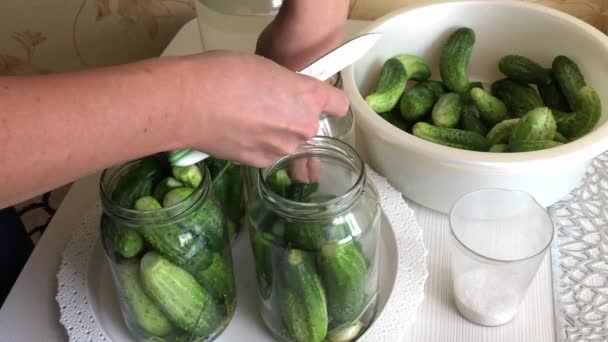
{"left": 0, "top": 9, "right": 556, "bottom": 342}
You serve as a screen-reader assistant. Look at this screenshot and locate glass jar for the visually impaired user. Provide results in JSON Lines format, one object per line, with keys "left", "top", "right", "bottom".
{"left": 100, "top": 155, "right": 236, "bottom": 342}
{"left": 246, "top": 137, "right": 381, "bottom": 342}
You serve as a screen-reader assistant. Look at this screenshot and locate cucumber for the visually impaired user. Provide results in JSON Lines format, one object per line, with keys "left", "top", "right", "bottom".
{"left": 553, "top": 86, "right": 602, "bottom": 139}
{"left": 417, "top": 80, "right": 447, "bottom": 98}
{"left": 394, "top": 54, "right": 432, "bottom": 82}
{"left": 498, "top": 55, "right": 551, "bottom": 85}
{"left": 163, "top": 187, "right": 194, "bottom": 208}
{"left": 432, "top": 93, "right": 462, "bottom": 128}
{"left": 486, "top": 118, "right": 520, "bottom": 145}
{"left": 510, "top": 107, "right": 556, "bottom": 143}
{"left": 281, "top": 249, "right": 328, "bottom": 342}
{"left": 510, "top": 140, "right": 563, "bottom": 152}
{"left": 538, "top": 74, "right": 571, "bottom": 112}
{"left": 365, "top": 58, "right": 408, "bottom": 113}
{"left": 284, "top": 220, "right": 354, "bottom": 251}
{"left": 140, "top": 252, "right": 220, "bottom": 336}
{"left": 489, "top": 144, "right": 509, "bottom": 152}
{"left": 491, "top": 79, "right": 544, "bottom": 117}
{"left": 439, "top": 27, "right": 475, "bottom": 93}
{"left": 267, "top": 169, "right": 292, "bottom": 197}
{"left": 413, "top": 122, "right": 491, "bottom": 151}
{"left": 399, "top": 84, "right": 436, "bottom": 121}
{"left": 153, "top": 177, "right": 183, "bottom": 202}
{"left": 111, "top": 155, "right": 169, "bottom": 208}
{"left": 287, "top": 182, "right": 320, "bottom": 202}
{"left": 172, "top": 165, "right": 203, "bottom": 189}
{"left": 554, "top": 132, "right": 569, "bottom": 143}
{"left": 135, "top": 196, "right": 163, "bottom": 211}
{"left": 104, "top": 219, "right": 144, "bottom": 258}
{"left": 470, "top": 87, "right": 508, "bottom": 125}
{"left": 251, "top": 230, "right": 274, "bottom": 299}
{"left": 208, "top": 159, "right": 243, "bottom": 239}
{"left": 378, "top": 110, "right": 410, "bottom": 131}
{"left": 460, "top": 82, "right": 484, "bottom": 105}
{"left": 115, "top": 259, "right": 173, "bottom": 337}
{"left": 188, "top": 253, "right": 235, "bottom": 306}
{"left": 552, "top": 55, "right": 586, "bottom": 110}
{"left": 318, "top": 242, "right": 367, "bottom": 323}
{"left": 460, "top": 104, "right": 488, "bottom": 136}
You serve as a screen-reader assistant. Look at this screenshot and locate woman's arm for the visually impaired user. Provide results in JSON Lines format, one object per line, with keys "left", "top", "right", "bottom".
{"left": 256, "top": 0, "right": 350, "bottom": 70}
{"left": 0, "top": 51, "right": 348, "bottom": 207}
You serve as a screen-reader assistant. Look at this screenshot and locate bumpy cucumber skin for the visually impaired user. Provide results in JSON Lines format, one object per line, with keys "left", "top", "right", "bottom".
{"left": 510, "top": 140, "right": 563, "bottom": 152}
{"left": 460, "top": 104, "right": 488, "bottom": 136}
{"left": 418, "top": 80, "right": 447, "bottom": 98}
{"left": 115, "top": 259, "right": 173, "bottom": 337}
{"left": 491, "top": 79, "right": 544, "bottom": 117}
{"left": 486, "top": 118, "right": 520, "bottom": 145}
{"left": 188, "top": 253, "right": 235, "bottom": 307}
{"left": 489, "top": 144, "right": 509, "bottom": 152}
{"left": 111, "top": 156, "right": 169, "bottom": 208}
{"left": 281, "top": 249, "right": 328, "bottom": 342}
{"left": 365, "top": 58, "right": 408, "bottom": 113}
{"left": 553, "top": 55, "right": 586, "bottom": 110}
{"left": 284, "top": 220, "right": 353, "bottom": 251}
{"left": 498, "top": 55, "right": 551, "bottom": 85}
{"left": 172, "top": 165, "right": 203, "bottom": 189}
{"left": 318, "top": 242, "right": 368, "bottom": 323}
{"left": 379, "top": 110, "right": 410, "bottom": 132}
{"left": 413, "top": 122, "right": 491, "bottom": 151}
{"left": 439, "top": 27, "right": 475, "bottom": 93}
{"left": 470, "top": 87, "right": 508, "bottom": 125}
{"left": 553, "top": 85, "right": 602, "bottom": 139}
{"left": 432, "top": 93, "right": 462, "bottom": 128}
{"left": 394, "top": 54, "right": 432, "bottom": 81}
{"left": 140, "top": 252, "right": 220, "bottom": 336}
{"left": 510, "top": 107, "right": 556, "bottom": 143}
{"left": 460, "top": 82, "right": 484, "bottom": 105}
{"left": 400, "top": 85, "right": 436, "bottom": 121}
{"left": 110, "top": 222, "right": 144, "bottom": 258}
{"left": 163, "top": 187, "right": 194, "bottom": 208}
{"left": 538, "top": 74, "right": 571, "bottom": 112}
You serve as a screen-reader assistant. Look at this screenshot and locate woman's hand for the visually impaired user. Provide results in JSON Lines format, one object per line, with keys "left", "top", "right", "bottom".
{"left": 177, "top": 51, "right": 349, "bottom": 168}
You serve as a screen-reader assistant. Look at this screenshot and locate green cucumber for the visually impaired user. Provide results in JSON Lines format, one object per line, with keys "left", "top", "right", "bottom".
{"left": 400, "top": 84, "right": 436, "bottom": 121}
{"left": 552, "top": 55, "right": 586, "bottom": 110}
{"left": 365, "top": 58, "right": 408, "bottom": 113}
{"left": 486, "top": 118, "right": 520, "bottom": 145}
{"left": 510, "top": 107, "right": 556, "bottom": 143}
{"left": 498, "top": 55, "right": 551, "bottom": 85}
{"left": 460, "top": 82, "right": 484, "bottom": 105}
{"left": 281, "top": 249, "right": 328, "bottom": 342}
{"left": 115, "top": 259, "right": 173, "bottom": 337}
{"left": 510, "top": 140, "right": 563, "bottom": 152}
{"left": 140, "top": 252, "right": 220, "bottom": 336}
{"left": 413, "top": 122, "right": 491, "bottom": 151}
{"left": 554, "top": 131, "right": 569, "bottom": 143}
{"left": 439, "top": 27, "right": 475, "bottom": 93}
{"left": 267, "top": 169, "right": 292, "bottom": 197}
{"left": 111, "top": 155, "right": 169, "bottom": 208}
{"left": 188, "top": 253, "right": 235, "bottom": 306}
{"left": 163, "top": 187, "right": 194, "bottom": 208}
{"left": 460, "top": 104, "right": 488, "bottom": 136}
{"left": 251, "top": 230, "right": 274, "bottom": 299}
{"left": 318, "top": 242, "right": 367, "bottom": 323}
{"left": 394, "top": 54, "right": 432, "bottom": 82}
{"left": 378, "top": 110, "right": 410, "bottom": 131}
{"left": 553, "top": 86, "right": 601, "bottom": 139}
{"left": 470, "top": 87, "right": 508, "bottom": 125}
{"left": 489, "top": 144, "right": 509, "bottom": 152}
{"left": 491, "top": 79, "right": 544, "bottom": 117}
{"left": 153, "top": 177, "right": 184, "bottom": 202}
{"left": 538, "top": 74, "right": 571, "bottom": 112}
{"left": 172, "top": 165, "right": 203, "bottom": 189}
{"left": 104, "top": 219, "right": 144, "bottom": 258}
{"left": 432, "top": 93, "right": 462, "bottom": 128}
{"left": 208, "top": 159, "right": 243, "bottom": 240}
{"left": 417, "top": 80, "right": 447, "bottom": 98}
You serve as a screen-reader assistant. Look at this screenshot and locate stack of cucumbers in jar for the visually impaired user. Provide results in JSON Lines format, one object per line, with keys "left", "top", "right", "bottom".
{"left": 248, "top": 169, "right": 378, "bottom": 342}
{"left": 366, "top": 27, "right": 602, "bottom": 152}
{"left": 102, "top": 155, "right": 241, "bottom": 341}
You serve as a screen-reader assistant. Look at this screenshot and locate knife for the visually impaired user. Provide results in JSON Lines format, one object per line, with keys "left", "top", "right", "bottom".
{"left": 169, "top": 32, "right": 383, "bottom": 167}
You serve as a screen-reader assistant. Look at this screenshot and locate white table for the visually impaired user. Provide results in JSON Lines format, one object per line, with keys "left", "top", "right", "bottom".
{"left": 0, "top": 10, "right": 557, "bottom": 342}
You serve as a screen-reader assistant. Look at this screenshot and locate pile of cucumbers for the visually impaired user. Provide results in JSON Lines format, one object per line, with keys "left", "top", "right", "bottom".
{"left": 247, "top": 169, "right": 378, "bottom": 342}
{"left": 101, "top": 155, "right": 236, "bottom": 341}
{"left": 366, "top": 27, "right": 602, "bottom": 152}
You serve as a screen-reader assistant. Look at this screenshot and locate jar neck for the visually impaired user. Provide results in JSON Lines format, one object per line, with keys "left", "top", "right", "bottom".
{"left": 258, "top": 136, "right": 365, "bottom": 221}
{"left": 100, "top": 158, "right": 211, "bottom": 226}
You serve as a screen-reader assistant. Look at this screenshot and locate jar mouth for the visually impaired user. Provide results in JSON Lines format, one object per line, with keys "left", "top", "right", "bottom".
{"left": 99, "top": 156, "right": 211, "bottom": 226}
{"left": 258, "top": 136, "right": 365, "bottom": 220}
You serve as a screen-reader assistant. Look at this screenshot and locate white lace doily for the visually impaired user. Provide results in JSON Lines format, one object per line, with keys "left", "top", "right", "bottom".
{"left": 56, "top": 166, "right": 428, "bottom": 342}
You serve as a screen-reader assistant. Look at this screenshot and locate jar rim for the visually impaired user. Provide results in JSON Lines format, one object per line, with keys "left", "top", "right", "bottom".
{"left": 99, "top": 156, "right": 211, "bottom": 226}
{"left": 257, "top": 136, "right": 366, "bottom": 220}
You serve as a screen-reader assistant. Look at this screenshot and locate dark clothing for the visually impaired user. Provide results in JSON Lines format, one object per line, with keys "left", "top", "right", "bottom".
{"left": 0, "top": 208, "right": 33, "bottom": 307}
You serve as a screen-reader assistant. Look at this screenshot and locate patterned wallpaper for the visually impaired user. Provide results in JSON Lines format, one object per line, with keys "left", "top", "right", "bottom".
{"left": 1, "top": 0, "right": 605, "bottom": 243}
